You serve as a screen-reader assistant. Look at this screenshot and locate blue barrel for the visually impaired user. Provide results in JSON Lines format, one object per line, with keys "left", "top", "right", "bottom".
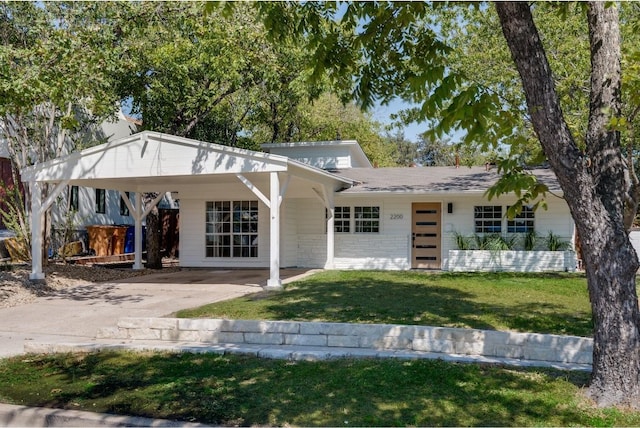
{"left": 124, "top": 226, "right": 146, "bottom": 253}
{"left": 124, "top": 226, "right": 135, "bottom": 253}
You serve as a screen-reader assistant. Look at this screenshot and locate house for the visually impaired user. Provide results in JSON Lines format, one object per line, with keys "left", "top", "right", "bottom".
{"left": 21, "top": 131, "right": 577, "bottom": 286}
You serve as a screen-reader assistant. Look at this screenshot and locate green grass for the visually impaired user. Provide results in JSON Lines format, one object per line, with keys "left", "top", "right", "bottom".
{"left": 177, "top": 271, "right": 593, "bottom": 337}
{"left": 1, "top": 351, "right": 639, "bottom": 426}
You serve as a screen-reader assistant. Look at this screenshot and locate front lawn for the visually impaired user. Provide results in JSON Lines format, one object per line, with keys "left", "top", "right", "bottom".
{"left": 177, "top": 271, "right": 593, "bottom": 337}
{"left": 2, "top": 351, "right": 639, "bottom": 426}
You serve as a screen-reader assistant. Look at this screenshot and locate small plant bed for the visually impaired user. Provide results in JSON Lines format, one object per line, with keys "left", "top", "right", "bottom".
{"left": 176, "top": 270, "right": 593, "bottom": 337}
{"left": 2, "top": 351, "right": 639, "bottom": 426}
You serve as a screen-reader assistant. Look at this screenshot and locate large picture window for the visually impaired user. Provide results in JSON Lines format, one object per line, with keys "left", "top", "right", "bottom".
{"left": 355, "top": 206, "right": 380, "bottom": 233}
{"left": 474, "top": 205, "right": 502, "bottom": 233}
{"left": 507, "top": 205, "right": 535, "bottom": 233}
{"left": 205, "top": 200, "right": 258, "bottom": 258}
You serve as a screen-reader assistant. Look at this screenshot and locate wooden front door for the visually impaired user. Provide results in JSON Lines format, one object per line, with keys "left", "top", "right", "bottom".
{"left": 412, "top": 202, "right": 441, "bottom": 269}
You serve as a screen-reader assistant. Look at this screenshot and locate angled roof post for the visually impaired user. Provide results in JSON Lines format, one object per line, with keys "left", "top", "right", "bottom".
{"left": 266, "top": 171, "right": 282, "bottom": 290}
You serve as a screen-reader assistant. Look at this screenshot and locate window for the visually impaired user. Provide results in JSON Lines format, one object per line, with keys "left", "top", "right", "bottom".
{"left": 355, "top": 206, "right": 380, "bottom": 233}
{"left": 474, "top": 205, "right": 502, "bottom": 233}
{"left": 120, "top": 192, "right": 130, "bottom": 216}
{"left": 334, "top": 206, "right": 350, "bottom": 233}
{"left": 95, "top": 188, "right": 106, "bottom": 214}
{"left": 205, "top": 200, "right": 258, "bottom": 258}
{"left": 507, "top": 205, "right": 535, "bottom": 233}
{"left": 69, "top": 186, "right": 79, "bottom": 211}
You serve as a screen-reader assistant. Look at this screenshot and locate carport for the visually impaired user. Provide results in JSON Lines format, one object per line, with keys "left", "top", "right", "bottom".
{"left": 20, "top": 131, "right": 353, "bottom": 287}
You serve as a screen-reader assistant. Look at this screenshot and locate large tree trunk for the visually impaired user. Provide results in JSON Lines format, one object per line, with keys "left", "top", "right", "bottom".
{"left": 144, "top": 193, "right": 163, "bottom": 269}
{"left": 496, "top": 2, "right": 640, "bottom": 408}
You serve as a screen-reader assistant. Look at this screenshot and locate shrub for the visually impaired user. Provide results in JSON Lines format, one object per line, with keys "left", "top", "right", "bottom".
{"left": 545, "top": 231, "right": 572, "bottom": 251}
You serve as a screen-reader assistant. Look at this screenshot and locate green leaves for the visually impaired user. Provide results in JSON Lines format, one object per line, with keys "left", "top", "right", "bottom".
{"left": 486, "top": 158, "right": 550, "bottom": 219}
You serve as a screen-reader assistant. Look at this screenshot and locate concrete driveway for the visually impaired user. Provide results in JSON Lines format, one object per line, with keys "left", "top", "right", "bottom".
{"left": 0, "top": 268, "right": 315, "bottom": 358}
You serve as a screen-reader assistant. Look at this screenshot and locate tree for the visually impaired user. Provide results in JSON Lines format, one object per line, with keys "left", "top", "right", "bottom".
{"left": 386, "top": 130, "right": 418, "bottom": 166}
{"left": 258, "top": 1, "right": 640, "bottom": 407}
{"left": 0, "top": 2, "right": 122, "bottom": 258}
{"left": 495, "top": 2, "right": 640, "bottom": 407}
{"left": 263, "top": 92, "right": 396, "bottom": 167}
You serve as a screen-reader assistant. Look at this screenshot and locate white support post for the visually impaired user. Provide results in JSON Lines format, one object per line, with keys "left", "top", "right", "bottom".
{"left": 324, "top": 185, "right": 335, "bottom": 269}
{"left": 29, "top": 182, "right": 44, "bottom": 281}
{"left": 266, "top": 172, "right": 282, "bottom": 289}
{"left": 134, "top": 192, "right": 143, "bottom": 270}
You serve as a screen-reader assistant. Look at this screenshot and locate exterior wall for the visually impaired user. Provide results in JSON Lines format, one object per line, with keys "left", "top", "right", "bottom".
{"left": 293, "top": 193, "right": 574, "bottom": 271}
{"left": 175, "top": 181, "right": 575, "bottom": 271}
{"left": 440, "top": 194, "right": 574, "bottom": 269}
{"left": 51, "top": 187, "right": 135, "bottom": 227}
{"left": 294, "top": 195, "right": 413, "bottom": 269}
{"left": 267, "top": 145, "right": 354, "bottom": 170}
{"left": 178, "top": 182, "right": 271, "bottom": 268}
{"left": 281, "top": 198, "right": 298, "bottom": 267}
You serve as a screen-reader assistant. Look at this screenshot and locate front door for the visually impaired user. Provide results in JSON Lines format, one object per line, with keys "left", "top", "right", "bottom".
{"left": 412, "top": 202, "right": 441, "bottom": 269}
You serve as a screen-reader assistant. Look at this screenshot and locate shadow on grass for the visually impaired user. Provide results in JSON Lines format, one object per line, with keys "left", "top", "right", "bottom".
{"left": 0, "top": 352, "right": 613, "bottom": 427}
{"left": 179, "top": 271, "right": 592, "bottom": 337}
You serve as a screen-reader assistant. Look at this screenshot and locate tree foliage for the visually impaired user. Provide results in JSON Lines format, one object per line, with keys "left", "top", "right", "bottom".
{"left": 0, "top": 2, "right": 123, "bottom": 249}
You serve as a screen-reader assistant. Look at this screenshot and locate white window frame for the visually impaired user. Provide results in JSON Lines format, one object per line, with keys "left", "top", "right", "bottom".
{"left": 474, "top": 205, "right": 502, "bottom": 234}
{"left": 507, "top": 205, "right": 535, "bottom": 233}
{"left": 205, "top": 200, "right": 259, "bottom": 258}
{"left": 326, "top": 204, "right": 381, "bottom": 234}
{"left": 354, "top": 205, "right": 380, "bottom": 233}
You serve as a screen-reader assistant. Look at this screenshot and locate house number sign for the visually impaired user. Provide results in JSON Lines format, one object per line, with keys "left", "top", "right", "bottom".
{"left": 390, "top": 214, "right": 403, "bottom": 220}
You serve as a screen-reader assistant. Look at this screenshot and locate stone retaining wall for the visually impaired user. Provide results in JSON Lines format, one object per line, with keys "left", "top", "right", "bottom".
{"left": 98, "top": 318, "right": 593, "bottom": 365}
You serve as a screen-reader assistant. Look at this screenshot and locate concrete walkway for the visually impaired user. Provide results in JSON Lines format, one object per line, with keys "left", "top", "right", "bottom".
{"left": 0, "top": 268, "right": 315, "bottom": 358}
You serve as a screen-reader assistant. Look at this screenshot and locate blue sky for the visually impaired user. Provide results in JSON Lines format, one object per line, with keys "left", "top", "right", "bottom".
{"left": 371, "top": 98, "right": 425, "bottom": 143}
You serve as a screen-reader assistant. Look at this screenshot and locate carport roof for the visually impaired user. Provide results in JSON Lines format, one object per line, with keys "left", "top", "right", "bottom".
{"left": 20, "top": 131, "right": 354, "bottom": 192}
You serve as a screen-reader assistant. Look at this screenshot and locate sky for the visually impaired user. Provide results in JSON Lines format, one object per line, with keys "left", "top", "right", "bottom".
{"left": 371, "top": 98, "right": 425, "bottom": 143}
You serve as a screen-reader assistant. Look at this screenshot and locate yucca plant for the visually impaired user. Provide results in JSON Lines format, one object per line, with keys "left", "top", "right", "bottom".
{"left": 452, "top": 231, "right": 472, "bottom": 250}
{"left": 524, "top": 229, "right": 539, "bottom": 251}
{"left": 545, "top": 231, "right": 571, "bottom": 251}
{"left": 474, "top": 234, "right": 515, "bottom": 250}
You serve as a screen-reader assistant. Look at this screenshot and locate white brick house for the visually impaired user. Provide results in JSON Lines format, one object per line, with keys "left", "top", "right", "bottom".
{"left": 21, "top": 131, "right": 577, "bottom": 286}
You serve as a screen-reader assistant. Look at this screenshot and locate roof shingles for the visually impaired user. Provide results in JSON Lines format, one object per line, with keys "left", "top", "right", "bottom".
{"left": 335, "top": 166, "right": 561, "bottom": 194}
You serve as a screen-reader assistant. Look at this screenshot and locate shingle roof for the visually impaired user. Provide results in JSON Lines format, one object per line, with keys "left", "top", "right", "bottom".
{"left": 334, "top": 166, "right": 562, "bottom": 194}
